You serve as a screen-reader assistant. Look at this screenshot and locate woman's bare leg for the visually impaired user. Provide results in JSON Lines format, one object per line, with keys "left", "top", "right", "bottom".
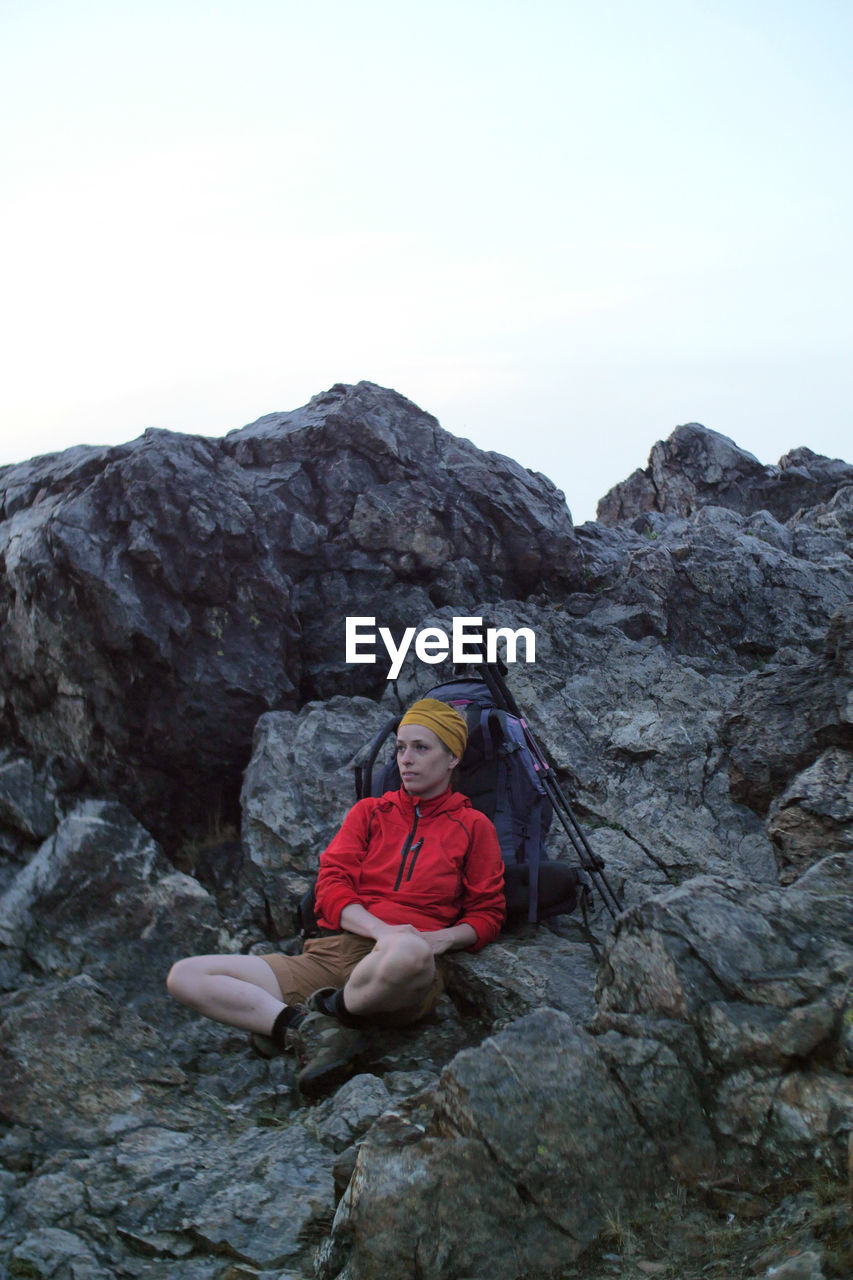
{"left": 341, "top": 933, "right": 435, "bottom": 1016}
{"left": 166, "top": 954, "right": 286, "bottom": 1034}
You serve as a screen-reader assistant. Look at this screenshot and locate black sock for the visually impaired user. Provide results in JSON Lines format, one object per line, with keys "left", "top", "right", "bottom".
{"left": 270, "top": 1004, "right": 305, "bottom": 1048}
{"left": 321, "top": 987, "right": 367, "bottom": 1028}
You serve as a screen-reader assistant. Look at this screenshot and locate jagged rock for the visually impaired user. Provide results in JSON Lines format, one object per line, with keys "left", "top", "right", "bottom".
{"left": 0, "top": 975, "right": 340, "bottom": 1275}
{"left": 0, "top": 754, "right": 57, "bottom": 848}
{"left": 591, "top": 1014, "right": 717, "bottom": 1178}
{"left": 0, "top": 382, "right": 578, "bottom": 848}
{"left": 597, "top": 422, "right": 765, "bottom": 522}
{"left": 442, "top": 931, "right": 598, "bottom": 1028}
{"left": 320, "top": 1011, "right": 664, "bottom": 1280}
{"left": 8, "top": 1228, "right": 108, "bottom": 1280}
{"left": 304, "top": 1073, "right": 392, "bottom": 1153}
{"left": 767, "top": 747, "right": 853, "bottom": 883}
{"left": 2, "top": 404, "right": 852, "bottom": 1280}
{"left": 0, "top": 976, "right": 206, "bottom": 1148}
{"left": 473, "top": 601, "right": 776, "bottom": 893}
{"left": 596, "top": 852, "right": 853, "bottom": 1170}
{"left": 240, "top": 696, "right": 389, "bottom": 870}
{"left": 110, "top": 1123, "right": 336, "bottom": 1273}
{"left": 597, "top": 423, "right": 853, "bottom": 524}
{"left": 222, "top": 380, "right": 579, "bottom": 625}
{"left": 0, "top": 800, "right": 225, "bottom": 1025}
{"left": 0, "top": 432, "right": 300, "bottom": 850}
{"left": 723, "top": 606, "right": 853, "bottom": 817}
{"left": 2, "top": 1115, "right": 338, "bottom": 1277}
{"left": 576, "top": 500, "right": 852, "bottom": 659}
{"left": 322, "top": 855, "right": 852, "bottom": 1278}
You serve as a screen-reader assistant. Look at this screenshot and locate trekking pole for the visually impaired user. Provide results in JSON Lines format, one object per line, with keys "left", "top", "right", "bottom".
{"left": 476, "top": 659, "right": 624, "bottom": 920}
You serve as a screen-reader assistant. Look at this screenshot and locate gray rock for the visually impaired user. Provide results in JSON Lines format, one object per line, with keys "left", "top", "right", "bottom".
{"left": 0, "top": 976, "right": 206, "bottom": 1148}
{"left": 592, "top": 1016, "right": 717, "bottom": 1178}
{"left": 113, "top": 1124, "right": 336, "bottom": 1272}
{"left": 597, "top": 423, "right": 853, "bottom": 524}
{"left": 0, "top": 799, "right": 225, "bottom": 1025}
{"left": 767, "top": 747, "right": 853, "bottom": 883}
{"left": 9, "top": 1227, "right": 108, "bottom": 1280}
{"left": 304, "top": 1073, "right": 392, "bottom": 1153}
{"left": 321, "top": 1011, "right": 663, "bottom": 1279}
{"left": 321, "top": 855, "right": 852, "bottom": 1276}
{"left": 0, "top": 431, "right": 300, "bottom": 852}
{"left": 487, "top": 602, "right": 778, "bottom": 896}
{"left": 241, "top": 696, "right": 389, "bottom": 870}
{"left": 596, "top": 852, "right": 853, "bottom": 1169}
{"left": 579, "top": 501, "right": 851, "bottom": 660}
{"left": 443, "top": 931, "right": 598, "bottom": 1028}
{"left": 0, "top": 382, "right": 578, "bottom": 849}
{"left": 723, "top": 605, "right": 853, "bottom": 816}
{"left": 0, "top": 754, "right": 57, "bottom": 846}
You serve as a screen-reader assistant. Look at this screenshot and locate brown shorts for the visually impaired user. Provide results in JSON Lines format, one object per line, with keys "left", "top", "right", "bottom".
{"left": 261, "top": 932, "right": 445, "bottom": 1028}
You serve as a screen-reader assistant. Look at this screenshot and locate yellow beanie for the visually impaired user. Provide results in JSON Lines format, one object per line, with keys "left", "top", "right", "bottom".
{"left": 399, "top": 698, "right": 468, "bottom": 760}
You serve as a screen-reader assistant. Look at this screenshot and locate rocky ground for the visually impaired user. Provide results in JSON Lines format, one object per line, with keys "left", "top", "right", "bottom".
{"left": 1, "top": 384, "right": 851, "bottom": 1278}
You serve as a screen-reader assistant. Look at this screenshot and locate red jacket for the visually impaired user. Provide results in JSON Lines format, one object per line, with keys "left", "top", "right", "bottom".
{"left": 314, "top": 787, "right": 505, "bottom": 950}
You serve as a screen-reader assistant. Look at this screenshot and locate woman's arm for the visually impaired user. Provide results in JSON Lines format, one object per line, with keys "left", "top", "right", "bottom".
{"left": 339, "top": 902, "right": 421, "bottom": 941}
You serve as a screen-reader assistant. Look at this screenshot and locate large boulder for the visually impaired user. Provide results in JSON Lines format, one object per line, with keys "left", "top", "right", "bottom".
{"left": 0, "top": 433, "right": 300, "bottom": 848}
{"left": 0, "top": 382, "right": 578, "bottom": 849}
{"left": 596, "top": 852, "right": 853, "bottom": 1170}
{"left": 222, "top": 380, "right": 580, "bottom": 685}
{"left": 319, "top": 1011, "right": 665, "bottom": 1280}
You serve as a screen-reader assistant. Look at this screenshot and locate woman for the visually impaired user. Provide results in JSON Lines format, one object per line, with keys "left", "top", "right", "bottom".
{"left": 167, "top": 698, "right": 505, "bottom": 1096}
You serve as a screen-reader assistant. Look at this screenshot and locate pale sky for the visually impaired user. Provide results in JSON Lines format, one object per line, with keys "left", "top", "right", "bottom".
{"left": 1, "top": 0, "right": 850, "bottom": 523}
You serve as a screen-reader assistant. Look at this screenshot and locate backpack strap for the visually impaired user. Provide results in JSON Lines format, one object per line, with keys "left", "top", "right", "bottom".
{"left": 478, "top": 708, "right": 495, "bottom": 760}
{"left": 497, "top": 712, "right": 549, "bottom": 922}
{"left": 356, "top": 715, "right": 401, "bottom": 798}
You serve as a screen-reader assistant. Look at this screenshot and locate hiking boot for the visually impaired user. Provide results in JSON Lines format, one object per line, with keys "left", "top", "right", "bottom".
{"left": 248, "top": 1004, "right": 308, "bottom": 1059}
{"left": 288, "top": 988, "right": 366, "bottom": 1100}
{"left": 247, "top": 1030, "right": 279, "bottom": 1059}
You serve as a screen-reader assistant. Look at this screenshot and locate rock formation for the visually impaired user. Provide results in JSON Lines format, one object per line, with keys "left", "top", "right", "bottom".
{"left": 0, "top": 382, "right": 577, "bottom": 849}
{"left": 1, "top": 385, "right": 851, "bottom": 1279}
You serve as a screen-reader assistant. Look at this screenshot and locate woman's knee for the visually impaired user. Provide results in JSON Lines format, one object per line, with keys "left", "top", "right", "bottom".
{"left": 376, "top": 933, "right": 433, "bottom": 985}
{"left": 166, "top": 955, "right": 198, "bottom": 1000}
{"left": 166, "top": 954, "right": 220, "bottom": 1001}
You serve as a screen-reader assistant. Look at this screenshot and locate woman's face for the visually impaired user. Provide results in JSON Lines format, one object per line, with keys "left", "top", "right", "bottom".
{"left": 395, "top": 723, "right": 458, "bottom": 799}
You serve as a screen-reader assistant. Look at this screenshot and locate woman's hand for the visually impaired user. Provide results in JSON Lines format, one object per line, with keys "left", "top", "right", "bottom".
{"left": 420, "top": 923, "right": 478, "bottom": 954}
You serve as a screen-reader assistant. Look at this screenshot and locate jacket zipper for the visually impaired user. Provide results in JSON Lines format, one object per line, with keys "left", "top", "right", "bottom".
{"left": 406, "top": 839, "right": 424, "bottom": 881}
{"left": 393, "top": 803, "right": 421, "bottom": 890}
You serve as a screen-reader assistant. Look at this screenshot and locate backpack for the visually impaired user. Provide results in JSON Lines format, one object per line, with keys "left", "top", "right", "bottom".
{"left": 356, "top": 676, "right": 591, "bottom": 926}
